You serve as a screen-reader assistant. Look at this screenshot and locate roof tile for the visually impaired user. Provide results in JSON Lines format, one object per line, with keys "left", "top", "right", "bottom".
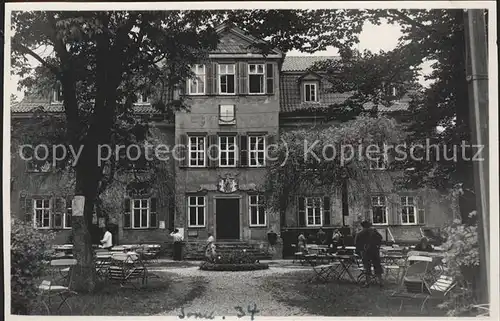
{"left": 281, "top": 56, "right": 338, "bottom": 72}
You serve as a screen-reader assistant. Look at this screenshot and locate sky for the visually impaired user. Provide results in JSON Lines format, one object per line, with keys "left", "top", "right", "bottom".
{"left": 9, "top": 20, "right": 431, "bottom": 101}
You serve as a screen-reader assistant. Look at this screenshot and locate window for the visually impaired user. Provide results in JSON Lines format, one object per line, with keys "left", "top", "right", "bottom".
{"left": 249, "top": 195, "right": 266, "bottom": 226}
{"left": 369, "top": 153, "right": 388, "bottom": 170}
{"left": 248, "top": 64, "right": 265, "bottom": 94}
{"left": 219, "top": 136, "right": 237, "bottom": 167}
{"left": 132, "top": 199, "right": 150, "bottom": 228}
{"left": 219, "top": 64, "right": 236, "bottom": 94}
{"left": 52, "top": 86, "right": 63, "bottom": 103}
{"left": 219, "top": 104, "right": 236, "bottom": 125}
{"left": 188, "top": 136, "right": 206, "bottom": 167}
{"left": 34, "top": 199, "right": 51, "bottom": 229}
{"left": 401, "top": 196, "right": 417, "bottom": 225}
{"left": 306, "top": 197, "right": 323, "bottom": 226}
{"left": 188, "top": 64, "right": 206, "bottom": 95}
{"left": 188, "top": 196, "right": 205, "bottom": 227}
{"left": 304, "top": 82, "right": 318, "bottom": 102}
{"left": 27, "top": 160, "right": 51, "bottom": 172}
{"left": 64, "top": 199, "right": 72, "bottom": 229}
{"left": 371, "top": 196, "right": 388, "bottom": 225}
{"left": 248, "top": 136, "right": 265, "bottom": 167}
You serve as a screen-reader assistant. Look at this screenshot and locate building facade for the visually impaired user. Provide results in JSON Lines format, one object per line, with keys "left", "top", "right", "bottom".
{"left": 10, "top": 25, "right": 456, "bottom": 256}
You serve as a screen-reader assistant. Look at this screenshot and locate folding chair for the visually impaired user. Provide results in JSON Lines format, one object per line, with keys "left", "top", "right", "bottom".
{"left": 293, "top": 251, "right": 305, "bottom": 264}
{"left": 390, "top": 255, "right": 452, "bottom": 312}
{"left": 353, "top": 254, "right": 378, "bottom": 285}
{"left": 35, "top": 259, "right": 78, "bottom": 315}
{"left": 308, "top": 262, "right": 342, "bottom": 283}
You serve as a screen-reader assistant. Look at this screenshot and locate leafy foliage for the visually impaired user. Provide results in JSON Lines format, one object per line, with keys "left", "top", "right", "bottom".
{"left": 438, "top": 211, "right": 481, "bottom": 316}
{"left": 211, "top": 250, "right": 258, "bottom": 264}
{"left": 263, "top": 116, "right": 403, "bottom": 214}
{"left": 11, "top": 218, "right": 54, "bottom": 314}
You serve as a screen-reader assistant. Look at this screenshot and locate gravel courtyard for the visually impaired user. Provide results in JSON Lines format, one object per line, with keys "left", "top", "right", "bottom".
{"left": 153, "top": 266, "right": 313, "bottom": 317}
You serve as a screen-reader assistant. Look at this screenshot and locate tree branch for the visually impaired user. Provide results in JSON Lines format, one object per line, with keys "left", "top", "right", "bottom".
{"left": 11, "top": 40, "right": 60, "bottom": 76}
{"left": 387, "top": 10, "right": 436, "bottom": 35}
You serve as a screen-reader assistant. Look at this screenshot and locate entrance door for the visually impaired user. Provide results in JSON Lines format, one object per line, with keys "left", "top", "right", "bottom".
{"left": 216, "top": 198, "right": 240, "bottom": 240}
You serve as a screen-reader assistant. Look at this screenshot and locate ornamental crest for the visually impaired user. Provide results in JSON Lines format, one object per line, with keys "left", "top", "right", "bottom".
{"left": 218, "top": 174, "right": 238, "bottom": 193}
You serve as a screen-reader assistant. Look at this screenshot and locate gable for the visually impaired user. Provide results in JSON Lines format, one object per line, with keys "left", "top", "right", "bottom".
{"left": 298, "top": 71, "right": 322, "bottom": 81}
{"left": 211, "top": 25, "right": 282, "bottom": 56}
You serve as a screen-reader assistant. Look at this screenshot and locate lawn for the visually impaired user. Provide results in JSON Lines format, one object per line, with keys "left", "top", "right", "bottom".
{"left": 27, "top": 271, "right": 207, "bottom": 315}
{"left": 260, "top": 270, "right": 447, "bottom": 316}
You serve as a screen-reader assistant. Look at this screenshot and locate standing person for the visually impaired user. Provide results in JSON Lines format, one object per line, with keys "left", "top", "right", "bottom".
{"left": 205, "top": 233, "right": 216, "bottom": 261}
{"left": 297, "top": 232, "right": 307, "bottom": 253}
{"left": 316, "top": 227, "right": 327, "bottom": 245}
{"left": 170, "top": 229, "right": 183, "bottom": 261}
{"left": 99, "top": 226, "right": 113, "bottom": 250}
{"left": 355, "top": 220, "right": 384, "bottom": 287}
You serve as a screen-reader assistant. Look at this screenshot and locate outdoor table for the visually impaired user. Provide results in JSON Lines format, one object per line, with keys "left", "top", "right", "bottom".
{"left": 304, "top": 253, "right": 342, "bottom": 283}
{"left": 331, "top": 254, "right": 357, "bottom": 283}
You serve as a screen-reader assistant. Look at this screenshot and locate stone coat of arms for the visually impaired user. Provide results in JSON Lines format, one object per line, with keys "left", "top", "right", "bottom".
{"left": 218, "top": 174, "right": 238, "bottom": 193}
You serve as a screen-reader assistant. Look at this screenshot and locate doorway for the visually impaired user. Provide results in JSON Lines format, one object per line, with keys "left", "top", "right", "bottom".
{"left": 216, "top": 198, "right": 240, "bottom": 240}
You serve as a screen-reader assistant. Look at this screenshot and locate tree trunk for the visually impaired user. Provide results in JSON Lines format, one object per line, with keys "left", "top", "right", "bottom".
{"left": 71, "top": 148, "right": 102, "bottom": 293}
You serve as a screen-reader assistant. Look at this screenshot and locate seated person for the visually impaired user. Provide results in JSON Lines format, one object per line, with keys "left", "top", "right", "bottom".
{"left": 316, "top": 227, "right": 327, "bottom": 245}
{"left": 99, "top": 227, "right": 113, "bottom": 250}
{"left": 415, "top": 237, "right": 433, "bottom": 252}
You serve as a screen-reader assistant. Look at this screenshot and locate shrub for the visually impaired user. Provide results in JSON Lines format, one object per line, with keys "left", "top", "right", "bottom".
{"left": 438, "top": 211, "right": 482, "bottom": 316}
{"left": 210, "top": 250, "right": 257, "bottom": 264}
{"left": 11, "top": 218, "right": 54, "bottom": 314}
{"left": 199, "top": 262, "right": 269, "bottom": 271}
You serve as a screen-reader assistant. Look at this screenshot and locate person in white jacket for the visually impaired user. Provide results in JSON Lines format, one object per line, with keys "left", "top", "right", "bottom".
{"left": 100, "top": 227, "right": 113, "bottom": 250}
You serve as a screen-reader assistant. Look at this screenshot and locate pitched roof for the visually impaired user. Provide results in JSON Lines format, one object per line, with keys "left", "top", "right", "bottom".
{"left": 10, "top": 100, "right": 158, "bottom": 114}
{"left": 279, "top": 67, "right": 410, "bottom": 113}
{"left": 281, "top": 56, "right": 339, "bottom": 72}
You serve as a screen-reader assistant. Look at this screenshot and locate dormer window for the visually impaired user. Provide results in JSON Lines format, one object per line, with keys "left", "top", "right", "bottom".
{"left": 136, "top": 92, "right": 150, "bottom": 104}
{"left": 52, "top": 85, "right": 63, "bottom": 104}
{"left": 303, "top": 82, "right": 318, "bottom": 102}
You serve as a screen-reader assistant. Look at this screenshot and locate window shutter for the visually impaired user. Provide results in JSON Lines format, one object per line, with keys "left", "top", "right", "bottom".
{"left": 124, "top": 198, "right": 131, "bottom": 229}
{"left": 417, "top": 196, "right": 425, "bottom": 225}
{"left": 209, "top": 135, "right": 218, "bottom": 168}
{"left": 211, "top": 62, "right": 218, "bottom": 94}
{"left": 65, "top": 196, "right": 73, "bottom": 228}
{"left": 238, "top": 62, "right": 248, "bottom": 95}
{"left": 179, "top": 134, "right": 187, "bottom": 167}
{"left": 266, "top": 63, "right": 274, "bottom": 95}
{"left": 239, "top": 135, "right": 248, "bottom": 167}
{"left": 298, "top": 197, "right": 306, "bottom": 227}
{"left": 150, "top": 197, "right": 158, "bottom": 228}
{"left": 21, "top": 195, "right": 33, "bottom": 223}
{"left": 323, "top": 196, "right": 331, "bottom": 226}
{"left": 53, "top": 197, "right": 65, "bottom": 229}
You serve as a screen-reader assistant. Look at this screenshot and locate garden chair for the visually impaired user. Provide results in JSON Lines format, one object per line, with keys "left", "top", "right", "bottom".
{"left": 390, "top": 255, "right": 454, "bottom": 312}
{"left": 107, "top": 253, "right": 147, "bottom": 288}
{"left": 35, "top": 259, "right": 78, "bottom": 314}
